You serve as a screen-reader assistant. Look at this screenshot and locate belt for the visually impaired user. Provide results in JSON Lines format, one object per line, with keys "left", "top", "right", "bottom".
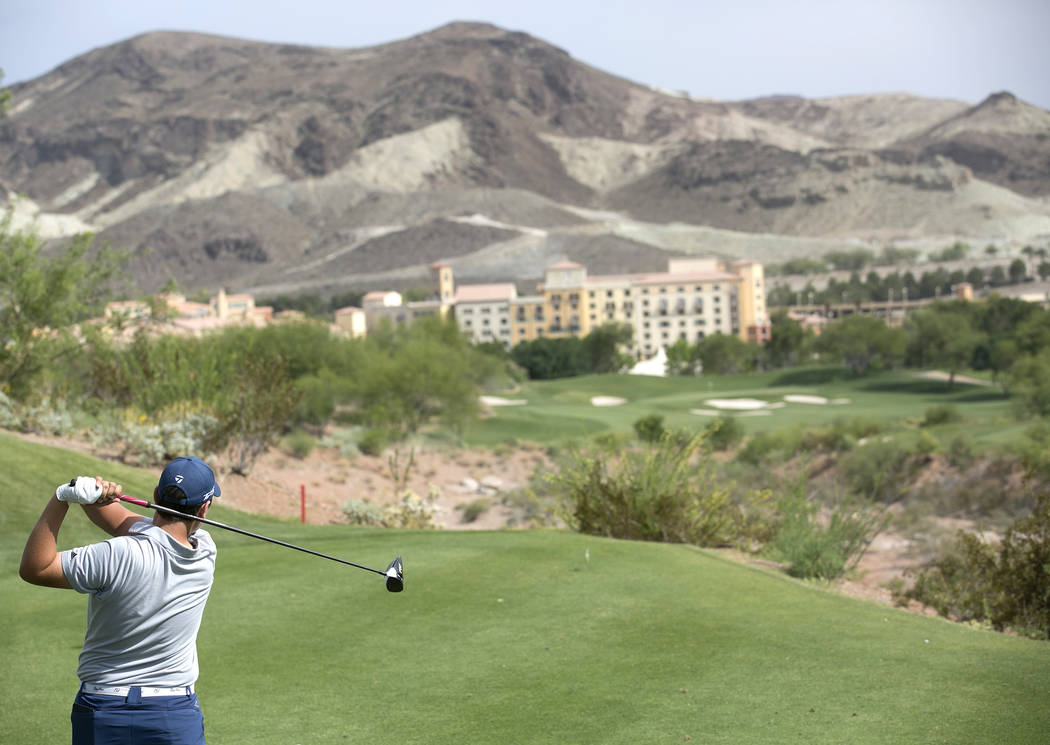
{"left": 81, "top": 683, "right": 195, "bottom": 697}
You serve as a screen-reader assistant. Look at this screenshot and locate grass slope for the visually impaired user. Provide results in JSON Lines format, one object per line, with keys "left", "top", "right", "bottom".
{"left": 3, "top": 433, "right": 1049, "bottom": 744}
{"left": 464, "top": 367, "right": 1015, "bottom": 446}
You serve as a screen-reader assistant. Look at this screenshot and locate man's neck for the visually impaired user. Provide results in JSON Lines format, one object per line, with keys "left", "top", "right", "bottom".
{"left": 154, "top": 517, "right": 198, "bottom": 548}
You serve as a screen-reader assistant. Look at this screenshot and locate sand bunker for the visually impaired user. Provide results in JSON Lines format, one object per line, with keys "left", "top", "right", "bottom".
{"left": 480, "top": 396, "right": 527, "bottom": 407}
{"left": 591, "top": 396, "right": 627, "bottom": 407}
{"left": 784, "top": 394, "right": 829, "bottom": 405}
{"left": 691, "top": 408, "right": 771, "bottom": 417}
{"left": 704, "top": 398, "right": 770, "bottom": 410}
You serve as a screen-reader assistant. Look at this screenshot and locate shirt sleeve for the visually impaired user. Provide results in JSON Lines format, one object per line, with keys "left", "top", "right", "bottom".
{"left": 61, "top": 541, "right": 118, "bottom": 595}
{"left": 61, "top": 519, "right": 152, "bottom": 594}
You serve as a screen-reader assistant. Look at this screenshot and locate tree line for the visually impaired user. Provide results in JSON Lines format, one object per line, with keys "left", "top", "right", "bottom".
{"left": 767, "top": 261, "right": 1036, "bottom": 307}
{"left": 660, "top": 297, "right": 1050, "bottom": 414}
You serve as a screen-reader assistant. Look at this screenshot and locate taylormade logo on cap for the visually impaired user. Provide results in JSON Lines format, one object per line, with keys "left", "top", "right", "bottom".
{"left": 158, "top": 456, "right": 221, "bottom": 507}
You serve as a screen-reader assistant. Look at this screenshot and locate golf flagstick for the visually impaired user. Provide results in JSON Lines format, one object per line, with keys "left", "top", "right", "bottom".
{"left": 117, "top": 495, "right": 403, "bottom": 592}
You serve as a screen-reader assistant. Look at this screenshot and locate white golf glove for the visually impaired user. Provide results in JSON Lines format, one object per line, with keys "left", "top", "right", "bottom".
{"left": 55, "top": 477, "right": 103, "bottom": 505}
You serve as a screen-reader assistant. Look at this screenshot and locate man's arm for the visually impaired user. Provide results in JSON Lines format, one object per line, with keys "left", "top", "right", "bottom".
{"left": 20, "top": 478, "right": 135, "bottom": 588}
{"left": 83, "top": 496, "right": 141, "bottom": 538}
{"left": 20, "top": 494, "right": 73, "bottom": 588}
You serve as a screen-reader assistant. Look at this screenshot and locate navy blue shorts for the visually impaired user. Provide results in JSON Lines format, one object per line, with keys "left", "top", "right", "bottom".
{"left": 71, "top": 687, "right": 205, "bottom": 745}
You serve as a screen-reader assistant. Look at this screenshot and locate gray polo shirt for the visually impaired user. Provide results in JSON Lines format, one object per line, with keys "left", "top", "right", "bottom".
{"left": 61, "top": 519, "right": 216, "bottom": 687}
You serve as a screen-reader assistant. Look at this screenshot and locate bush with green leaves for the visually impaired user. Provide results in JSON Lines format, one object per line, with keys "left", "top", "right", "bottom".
{"left": 0, "top": 390, "right": 20, "bottom": 429}
{"left": 901, "top": 490, "right": 1050, "bottom": 639}
{"left": 771, "top": 484, "right": 888, "bottom": 581}
{"left": 838, "top": 437, "right": 920, "bottom": 503}
{"left": 19, "top": 399, "right": 75, "bottom": 436}
{"left": 947, "top": 433, "right": 977, "bottom": 467}
{"left": 736, "top": 428, "right": 804, "bottom": 465}
{"left": 341, "top": 499, "right": 385, "bottom": 526}
{"left": 549, "top": 432, "right": 753, "bottom": 548}
{"left": 922, "top": 404, "right": 962, "bottom": 427}
{"left": 457, "top": 498, "right": 492, "bottom": 523}
{"left": 590, "top": 430, "right": 633, "bottom": 451}
{"left": 632, "top": 413, "right": 666, "bottom": 443}
{"left": 736, "top": 417, "right": 883, "bottom": 466}
{"left": 382, "top": 487, "right": 443, "bottom": 529}
{"left": 96, "top": 408, "right": 221, "bottom": 466}
{"left": 283, "top": 430, "right": 317, "bottom": 459}
{"left": 0, "top": 213, "right": 127, "bottom": 399}
{"left": 704, "top": 415, "right": 744, "bottom": 451}
{"left": 358, "top": 428, "right": 394, "bottom": 456}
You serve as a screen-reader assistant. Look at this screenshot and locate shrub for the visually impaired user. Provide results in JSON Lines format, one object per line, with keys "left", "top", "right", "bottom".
{"left": 113, "top": 420, "right": 166, "bottom": 465}
{"left": 736, "top": 428, "right": 803, "bottom": 465}
{"left": 839, "top": 438, "right": 918, "bottom": 503}
{"left": 633, "top": 413, "right": 665, "bottom": 443}
{"left": 922, "top": 404, "right": 962, "bottom": 427}
{"left": 830, "top": 416, "right": 885, "bottom": 445}
{"left": 20, "top": 400, "right": 75, "bottom": 436}
{"left": 383, "top": 487, "right": 442, "bottom": 529}
{"left": 358, "top": 428, "right": 394, "bottom": 456}
{"left": 550, "top": 432, "right": 745, "bottom": 547}
{"left": 95, "top": 407, "right": 220, "bottom": 466}
{"left": 458, "top": 498, "right": 492, "bottom": 523}
{"left": 916, "top": 430, "right": 941, "bottom": 457}
{"left": 283, "top": 430, "right": 317, "bottom": 459}
{"left": 591, "top": 430, "right": 633, "bottom": 451}
{"left": 704, "top": 415, "right": 744, "bottom": 451}
{"left": 771, "top": 480, "right": 888, "bottom": 581}
{"left": 902, "top": 490, "right": 1050, "bottom": 639}
{"left": 947, "top": 433, "right": 977, "bottom": 467}
{"left": 341, "top": 499, "right": 385, "bottom": 526}
{"left": 501, "top": 486, "right": 559, "bottom": 529}
{"left": 0, "top": 390, "right": 20, "bottom": 429}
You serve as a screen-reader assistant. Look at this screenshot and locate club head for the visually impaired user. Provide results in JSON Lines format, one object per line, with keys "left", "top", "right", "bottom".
{"left": 385, "top": 556, "right": 404, "bottom": 593}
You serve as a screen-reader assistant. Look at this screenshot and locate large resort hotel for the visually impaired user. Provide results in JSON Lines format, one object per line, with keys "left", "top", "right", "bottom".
{"left": 362, "top": 257, "right": 770, "bottom": 359}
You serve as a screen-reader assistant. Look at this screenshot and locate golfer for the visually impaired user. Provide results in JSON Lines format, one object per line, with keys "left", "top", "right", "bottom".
{"left": 20, "top": 456, "right": 221, "bottom": 745}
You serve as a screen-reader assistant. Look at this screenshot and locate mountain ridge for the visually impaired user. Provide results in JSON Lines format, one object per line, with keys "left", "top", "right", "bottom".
{"left": 2, "top": 22, "right": 1048, "bottom": 296}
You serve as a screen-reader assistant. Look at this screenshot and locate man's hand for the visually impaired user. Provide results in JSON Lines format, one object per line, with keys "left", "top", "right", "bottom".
{"left": 55, "top": 477, "right": 122, "bottom": 506}
{"left": 55, "top": 476, "right": 103, "bottom": 504}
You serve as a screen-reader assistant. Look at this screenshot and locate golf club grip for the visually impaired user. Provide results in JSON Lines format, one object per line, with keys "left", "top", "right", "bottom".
{"left": 116, "top": 495, "right": 386, "bottom": 576}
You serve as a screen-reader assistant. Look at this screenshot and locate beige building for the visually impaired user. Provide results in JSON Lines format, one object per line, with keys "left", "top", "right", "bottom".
{"left": 334, "top": 306, "right": 367, "bottom": 337}
{"left": 500, "top": 257, "right": 768, "bottom": 357}
{"left": 341, "top": 255, "right": 767, "bottom": 355}
{"left": 453, "top": 283, "right": 517, "bottom": 345}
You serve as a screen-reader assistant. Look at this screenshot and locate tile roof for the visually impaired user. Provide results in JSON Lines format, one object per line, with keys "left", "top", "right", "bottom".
{"left": 454, "top": 283, "right": 517, "bottom": 303}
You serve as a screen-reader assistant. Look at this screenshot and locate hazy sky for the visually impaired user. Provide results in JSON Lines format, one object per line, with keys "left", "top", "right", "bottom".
{"left": 2, "top": 0, "right": 1048, "bottom": 110}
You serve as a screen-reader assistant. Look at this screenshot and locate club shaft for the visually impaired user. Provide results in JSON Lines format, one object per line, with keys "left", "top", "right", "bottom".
{"left": 118, "top": 495, "right": 386, "bottom": 576}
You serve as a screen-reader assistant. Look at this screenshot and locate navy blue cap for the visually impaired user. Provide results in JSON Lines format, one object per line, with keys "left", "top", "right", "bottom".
{"left": 157, "top": 456, "right": 221, "bottom": 507}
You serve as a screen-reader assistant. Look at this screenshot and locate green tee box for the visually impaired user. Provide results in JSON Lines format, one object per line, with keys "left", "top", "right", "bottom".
{"left": 3, "top": 433, "right": 1047, "bottom": 745}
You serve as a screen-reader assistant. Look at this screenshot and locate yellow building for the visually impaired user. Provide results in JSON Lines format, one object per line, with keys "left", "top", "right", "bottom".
{"left": 352, "top": 256, "right": 768, "bottom": 355}
{"left": 503, "top": 257, "right": 768, "bottom": 357}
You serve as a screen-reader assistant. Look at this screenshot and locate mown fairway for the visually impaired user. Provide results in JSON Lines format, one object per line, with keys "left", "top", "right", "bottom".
{"left": 463, "top": 367, "right": 1017, "bottom": 446}
{"left": 3, "top": 434, "right": 1049, "bottom": 744}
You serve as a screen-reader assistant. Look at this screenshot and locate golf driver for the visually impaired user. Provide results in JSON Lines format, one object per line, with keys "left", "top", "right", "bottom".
{"left": 118, "top": 495, "right": 404, "bottom": 592}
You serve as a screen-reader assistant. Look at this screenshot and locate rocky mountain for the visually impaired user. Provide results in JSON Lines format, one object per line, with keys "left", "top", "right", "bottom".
{"left": 1, "top": 22, "right": 1048, "bottom": 297}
